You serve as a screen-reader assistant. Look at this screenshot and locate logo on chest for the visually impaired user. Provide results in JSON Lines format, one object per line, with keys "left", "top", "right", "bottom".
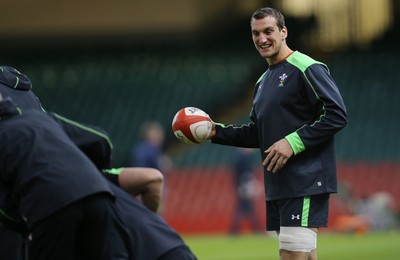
{"left": 278, "top": 73, "right": 288, "bottom": 87}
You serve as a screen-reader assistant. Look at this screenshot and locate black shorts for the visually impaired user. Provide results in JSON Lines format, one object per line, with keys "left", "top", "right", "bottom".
{"left": 266, "top": 193, "right": 330, "bottom": 231}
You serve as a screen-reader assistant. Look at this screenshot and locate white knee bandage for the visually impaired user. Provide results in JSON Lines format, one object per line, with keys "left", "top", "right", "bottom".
{"left": 279, "top": 227, "right": 317, "bottom": 253}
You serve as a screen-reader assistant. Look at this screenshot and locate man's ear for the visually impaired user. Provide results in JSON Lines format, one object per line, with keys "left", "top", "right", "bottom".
{"left": 281, "top": 26, "right": 288, "bottom": 41}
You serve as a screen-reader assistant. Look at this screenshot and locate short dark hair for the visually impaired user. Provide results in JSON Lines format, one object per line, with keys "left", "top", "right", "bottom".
{"left": 251, "top": 7, "right": 285, "bottom": 31}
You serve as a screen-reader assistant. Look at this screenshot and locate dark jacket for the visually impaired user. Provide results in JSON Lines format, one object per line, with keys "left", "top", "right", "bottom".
{"left": 0, "top": 66, "right": 113, "bottom": 231}
{"left": 0, "top": 99, "right": 112, "bottom": 228}
{"left": 212, "top": 51, "right": 348, "bottom": 201}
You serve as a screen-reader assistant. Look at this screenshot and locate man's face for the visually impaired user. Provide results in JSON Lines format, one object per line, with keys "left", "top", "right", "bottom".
{"left": 251, "top": 16, "right": 287, "bottom": 62}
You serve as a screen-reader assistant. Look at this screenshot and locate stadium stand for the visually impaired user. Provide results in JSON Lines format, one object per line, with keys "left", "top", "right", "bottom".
{"left": 6, "top": 45, "right": 400, "bottom": 234}
{"left": 13, "top": 46, "right": 261, "bottom": 167}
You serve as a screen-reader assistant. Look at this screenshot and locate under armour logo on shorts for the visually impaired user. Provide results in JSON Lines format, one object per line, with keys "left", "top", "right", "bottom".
{"left": 291, "top": 214, "right": 300, "bottom": 220}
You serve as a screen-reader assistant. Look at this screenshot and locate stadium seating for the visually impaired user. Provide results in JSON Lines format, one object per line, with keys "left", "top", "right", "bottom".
{"left": 12, "top": 47, "right": 400, "bottom": 234}
{"left": 17, "top": 47, "right": 261, "bottom": 166}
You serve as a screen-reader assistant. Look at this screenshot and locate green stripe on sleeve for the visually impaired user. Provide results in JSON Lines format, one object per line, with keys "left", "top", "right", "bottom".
{"left": 301, "top": 196, "right": 311, "bottom": 227}
{"left": 256, "top": 71, "right": 268, "bottom": 84}
{"left": 102, "top": 168, "right": 123, "bottom": 175}
{"left": 13, "top": 77, "right": 20, "bottom": 89}
{"left": 0, "top": 208, "right": 15, "bottom": 222}
{"left": 285, "top": 131, "right": 305, "bottom": 155}
{"left": 52, "top": 113, "right": 113, "bottom": 149}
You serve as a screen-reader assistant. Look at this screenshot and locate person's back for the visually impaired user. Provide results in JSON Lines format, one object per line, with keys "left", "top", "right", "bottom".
{"left": 0, "top": 66, "right": 45, "bottom": 260}
{"left": 0, "top": 97, "right": 131, "bottom": 259}
{"left": 0, "top": 66, "right": 197, "bottom": 260}
{"left": 0, "top": 102, "right": 112, "bottom": 226}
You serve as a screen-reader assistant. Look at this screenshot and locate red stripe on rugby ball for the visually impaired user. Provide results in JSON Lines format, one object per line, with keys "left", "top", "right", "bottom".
{"left": 172, "top": 109, "right": 210, "bottom": 144}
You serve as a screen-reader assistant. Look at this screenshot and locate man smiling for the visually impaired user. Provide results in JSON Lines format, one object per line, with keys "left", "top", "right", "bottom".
{"left": 209, "top": 7, "right": 347, "bottom": 260}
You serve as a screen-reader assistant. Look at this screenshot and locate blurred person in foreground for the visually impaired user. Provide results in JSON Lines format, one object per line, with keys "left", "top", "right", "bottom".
{"left": 0, "top": 66, "right": 44, "bottom": 260}
{"left": 0, "top": 66, "right": 163, "bottom": 214}
{"left": 0, "top": 66, "right": 197, "bottom": 260}
{"left": 0, "top": 66, "right": 162, "bottom": 260}
{"left": 208, "top": 7, "right": 347, "bottom": 260}
{"left": 229, "top": 148, "right": 263, "bottom": 235}
{"left": 0, "top": 93, "right": 131, "bottom": 259}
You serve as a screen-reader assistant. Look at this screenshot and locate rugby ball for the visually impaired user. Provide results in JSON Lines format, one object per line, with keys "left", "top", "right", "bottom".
{"left": 172, "top": 107, "right": 212, "bottom": 144}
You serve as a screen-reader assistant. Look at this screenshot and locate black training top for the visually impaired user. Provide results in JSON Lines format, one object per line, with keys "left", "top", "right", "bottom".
{"left": 0, "top": 99, "right": 113, "bottom": 228}
{"left": 0, "top": 66, "right": 113, "bottom": 230}
{"left": 212, "top": 51, "right": 348, "bottom": 201}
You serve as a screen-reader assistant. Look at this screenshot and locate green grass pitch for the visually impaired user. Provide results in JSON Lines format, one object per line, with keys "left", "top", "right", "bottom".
{"left": 184, "top": 231, "right": 400, "bottom": 259}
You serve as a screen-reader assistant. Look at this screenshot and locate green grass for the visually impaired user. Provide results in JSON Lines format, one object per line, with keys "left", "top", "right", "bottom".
{"left": 184, "top": 231, "right": 400, "bottom": 259}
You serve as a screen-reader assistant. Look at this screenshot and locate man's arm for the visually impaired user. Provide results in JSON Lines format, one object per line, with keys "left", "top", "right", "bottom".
{"left": 295, "top": 64, "right": 348, "bottom": 149}
{"left": 103, "top": 168, "right": 164, "bottom": 212}
{"left": 209, "top": 111, "right": 260, "bottom": 148}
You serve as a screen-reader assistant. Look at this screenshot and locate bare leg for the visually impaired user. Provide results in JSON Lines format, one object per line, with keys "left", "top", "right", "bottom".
{"left": 308, "top": 249, "right": 317, "bottom": 260}
{"left": 280, "top": 249, "right": 310, "bottom": 260}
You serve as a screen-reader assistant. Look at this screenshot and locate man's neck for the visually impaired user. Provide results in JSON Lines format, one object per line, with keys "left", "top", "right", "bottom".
{"left": 267, "top": 46, "right": 293, "bottom": 66}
